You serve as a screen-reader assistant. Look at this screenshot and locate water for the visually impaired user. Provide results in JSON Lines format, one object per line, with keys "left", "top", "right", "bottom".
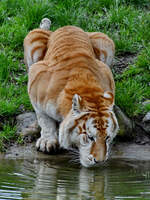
{"left": 0, "top": 155, "right": 150, "bottom": 200}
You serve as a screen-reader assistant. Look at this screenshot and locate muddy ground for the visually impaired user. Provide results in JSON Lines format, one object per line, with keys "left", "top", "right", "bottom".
{"left": 1, "top": 142, "right": 150, "bottom": 164}
{"left": 112, "top": 53, "right": 137, "bottom": 74}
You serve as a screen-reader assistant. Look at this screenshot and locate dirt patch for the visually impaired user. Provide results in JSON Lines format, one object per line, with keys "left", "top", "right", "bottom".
{"left": 3, "top": 142, "right": 150, "bottom": 162}
{"left": 112, "top": 54, "right": 137, "bottom": 74}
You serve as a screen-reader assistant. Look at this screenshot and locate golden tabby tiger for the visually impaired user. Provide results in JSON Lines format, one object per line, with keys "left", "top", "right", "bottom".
{"left": 24, "top": 18, "right": 119, "bottom": 167}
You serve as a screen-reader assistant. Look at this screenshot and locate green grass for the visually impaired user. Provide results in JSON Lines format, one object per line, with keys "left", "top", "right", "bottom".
{"left": 115, "top": 45, "right": 150, "bottom": 117}
{"left": 0, "top": 123, "right": 16, "bottom": 152}
{"left": 0, "top": 0, "right": 150, "bottom": 150}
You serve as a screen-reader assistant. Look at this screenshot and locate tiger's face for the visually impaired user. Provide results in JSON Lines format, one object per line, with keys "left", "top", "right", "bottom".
{"left": 59, "top": 94, "right": 119, "bottom": 167}
{"left": 77, "top": 112, "right": 118, "bottom": 167}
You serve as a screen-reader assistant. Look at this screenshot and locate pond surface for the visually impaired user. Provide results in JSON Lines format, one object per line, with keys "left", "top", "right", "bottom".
{"left": 0, "top": 155, "right": 150, "bottom": 200}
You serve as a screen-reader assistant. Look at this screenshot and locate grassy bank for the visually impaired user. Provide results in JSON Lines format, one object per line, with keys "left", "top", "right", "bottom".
{"left": 0, "top": 0, "right": 150, "bottom": 151}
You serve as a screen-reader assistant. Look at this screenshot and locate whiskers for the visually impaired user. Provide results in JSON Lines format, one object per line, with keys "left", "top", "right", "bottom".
{"left": 68, "top": 148, "right": 80, "bottom": 164}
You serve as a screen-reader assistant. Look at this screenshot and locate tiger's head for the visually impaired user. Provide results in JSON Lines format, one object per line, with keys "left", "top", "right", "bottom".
{"left": 59, "top": 93, "right": 119, "bottom": 167}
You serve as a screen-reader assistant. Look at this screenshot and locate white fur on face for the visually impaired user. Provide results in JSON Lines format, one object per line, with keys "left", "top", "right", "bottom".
{"left": 85, "top": 118, "right": 97, "bottom": 138}
{"left": 79, "top": 112, "right": 119, "bottom": 166}
{"left": 79, "top": 118, "right": 98, "bottom": 167}
{"left": 79, "top": 143, "right": 94, "bottom": 167}
{"left": 59, "top": 108, "right": 118, "bottom": 167}
{"left": 59, "top": 111, "right": 88, "bottom": 149}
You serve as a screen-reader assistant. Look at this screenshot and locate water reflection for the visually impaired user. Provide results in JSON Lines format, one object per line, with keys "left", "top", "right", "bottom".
{"left": 0, "top": 158, "right": 150, "bottom": 200}
{"left": 26, "top": 160, "right": 106, "bottom": 200}
{"left": 78, "top": 168, "right": 105, "bottom": 200}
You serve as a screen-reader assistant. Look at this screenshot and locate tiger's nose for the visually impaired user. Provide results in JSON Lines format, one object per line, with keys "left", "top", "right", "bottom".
{"left": 88, "top": 155, "right": 99, "bottom": 164}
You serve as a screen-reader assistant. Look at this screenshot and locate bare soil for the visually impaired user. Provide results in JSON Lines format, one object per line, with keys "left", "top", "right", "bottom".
{"left": 3, "top": 142, "right": 150, "bottom": 162}
{"left": 112, "top": 53, "right": 137, "bottom": 74}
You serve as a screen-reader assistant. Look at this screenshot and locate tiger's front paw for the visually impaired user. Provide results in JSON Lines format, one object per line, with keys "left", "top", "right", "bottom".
{"left": 36, "top": 137, "right": 59, "bottom": 153}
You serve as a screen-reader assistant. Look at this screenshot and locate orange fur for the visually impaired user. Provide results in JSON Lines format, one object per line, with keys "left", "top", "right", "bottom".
{"left": 87, "top": 32, "right": 115, "bottom": 66}
{"left": 24, "top": 24, "right": 118, "bottom": 167}
{"left": 24, "top": 29, "right": 52, "bottom": 68}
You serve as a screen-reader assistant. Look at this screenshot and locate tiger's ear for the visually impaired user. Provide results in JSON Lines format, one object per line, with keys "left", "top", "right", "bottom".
{"left": 103, "top": 91, "right": 113, "bottom": 99}
{"left": 103, "top": 91, "right": 114, "bottom": 109}
{"left": 72, "top": 94, "right": 82, "bottom": 114}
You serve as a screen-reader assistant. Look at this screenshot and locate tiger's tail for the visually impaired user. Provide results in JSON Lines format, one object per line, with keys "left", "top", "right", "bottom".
{"left": 39, "top": 18, "right": 51, "bottom": 30}
{"left": 24, "top": 18, "right": 52, "bottom": 69}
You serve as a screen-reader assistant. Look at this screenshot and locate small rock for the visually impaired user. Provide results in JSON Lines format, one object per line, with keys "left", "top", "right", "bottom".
{"left": 142, "top": 112, "right": 150, "bottom": 134}
{"left": 143, "top": 126, "right": 150, "bottom": 135}
{"left": 142, "top": 100, "right": 150, "bottom": 106}
{"left": 143, "top": 112, "right": 150, "bottom": 122}
{"left": 114, "top": 105, "right": 134, "bottom": 138}
{"left": 16, "top": 112, "right": 40, "bottom": 138}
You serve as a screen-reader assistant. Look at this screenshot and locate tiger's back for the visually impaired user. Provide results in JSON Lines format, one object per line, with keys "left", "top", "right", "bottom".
{"left": 28, "top": 26, "right": 115, "bottom": 117}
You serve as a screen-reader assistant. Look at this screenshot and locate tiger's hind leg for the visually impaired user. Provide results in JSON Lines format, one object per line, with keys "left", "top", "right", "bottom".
{"left": 87, "top": 32, "right": 115, "bottom": 66}
{"left": 35, "top": 111, "right": 59, "bottom": 153}
{"left": 24, "top": 18, "right": 52, "bottom": 68}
